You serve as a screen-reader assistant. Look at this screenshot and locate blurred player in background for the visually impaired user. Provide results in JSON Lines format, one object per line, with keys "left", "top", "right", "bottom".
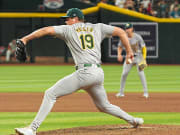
{"left": 6, "top": 39, "right": 16, "bottom": 62}
{"left": 116, "top": 23, "right": 149, "bottom": 98}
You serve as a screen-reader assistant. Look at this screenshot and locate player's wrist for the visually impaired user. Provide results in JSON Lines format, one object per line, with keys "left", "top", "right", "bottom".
{"left": 21, "top": 38, "right": 27, "bottom": 45}
{"left": 118, "top": 54, "right": 122, "bottom": 57}
{"left": 126, "top": 48, "right": 133, "bottom": 55}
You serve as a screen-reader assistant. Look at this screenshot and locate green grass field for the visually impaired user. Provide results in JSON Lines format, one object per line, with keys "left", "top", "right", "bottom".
{"left": 0, "top": 65, "right": 180, "bottom": 134}
{"left": 0, "top": 65, "right": 180, "bottom": 92}
{"left": 0, "top": 112, "right": 180, "bottom": 135}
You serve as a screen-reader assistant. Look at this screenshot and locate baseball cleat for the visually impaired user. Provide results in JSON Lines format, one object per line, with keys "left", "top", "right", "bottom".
{"left": 116, "top": 93, "right": 125, "bottom": 98}
{"left": 143, "top": 93, "right": 149, "bottom": 98}
{"left": 15, "top": 127, "right": 36, "bottom": 135}
{"left": 132, "top": 118, "right": 144, "bottom": 128}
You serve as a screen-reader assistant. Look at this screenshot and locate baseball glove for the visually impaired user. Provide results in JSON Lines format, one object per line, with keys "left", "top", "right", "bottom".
{"left": 15, "top": 39, "right": 27, "bottom": 62}
{"left": 138, "top": 59, "right": 147, "bottom": 71}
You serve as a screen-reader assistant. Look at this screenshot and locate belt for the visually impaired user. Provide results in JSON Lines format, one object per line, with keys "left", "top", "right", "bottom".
{"left": 75, "top": 64, "right": 101, "bottom": 70}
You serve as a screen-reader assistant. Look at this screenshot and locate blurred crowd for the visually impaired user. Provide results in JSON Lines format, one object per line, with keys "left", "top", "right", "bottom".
{"left": 80, "top": 0, "right": 180, "bottom": 18}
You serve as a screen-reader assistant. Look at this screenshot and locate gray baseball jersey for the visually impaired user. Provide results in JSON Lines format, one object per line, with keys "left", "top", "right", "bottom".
{"left": 53, "top": 22, "right": 114, "bottom": 65}
{"left": 118, "top": 32, "right": 145, "bottom": 56}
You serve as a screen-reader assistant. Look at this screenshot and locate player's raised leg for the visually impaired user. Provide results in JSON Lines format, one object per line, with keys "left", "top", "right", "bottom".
{"left": 137, "top": 65, "right": 149, "bottom": 98}
{"left": 116, "top": 62, "right": 133, "bottom": 97}
{"left": 86, "top": 84, "right": 144, "bottom": 127}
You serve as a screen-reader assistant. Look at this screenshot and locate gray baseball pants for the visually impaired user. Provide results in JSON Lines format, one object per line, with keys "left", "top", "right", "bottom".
{"left": 30, "top": 65, "right": 135, "bottom": 131}
{"left": 119, "top": 57, "right": 148, "bottom": 95}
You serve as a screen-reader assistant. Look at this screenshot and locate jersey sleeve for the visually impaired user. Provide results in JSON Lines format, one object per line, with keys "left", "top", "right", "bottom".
{"left": 99, "top": 23, "right": 114, "bottom": 39}
{"left": 53, "top": 25, "right": 67, "bottom": 40}
{"left": 137, "top": 34, "right": 146, "bottom": 48}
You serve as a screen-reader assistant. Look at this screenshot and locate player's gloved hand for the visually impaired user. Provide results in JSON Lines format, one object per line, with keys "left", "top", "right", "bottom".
{"left": 15, "top": 39, "right": 27, "bottom": 62}
{"left": 138, "top": 59, "right": 147, "bottom": 71}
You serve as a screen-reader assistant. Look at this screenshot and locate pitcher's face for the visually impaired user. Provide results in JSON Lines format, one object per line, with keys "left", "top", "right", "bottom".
{"left": 65, "top": 17, "right": 79, "bottom": 25}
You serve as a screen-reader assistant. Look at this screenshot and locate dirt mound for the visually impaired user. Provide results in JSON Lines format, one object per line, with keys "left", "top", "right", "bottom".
{"left": 37, "top": 125, "right": 180, "bottom": 135}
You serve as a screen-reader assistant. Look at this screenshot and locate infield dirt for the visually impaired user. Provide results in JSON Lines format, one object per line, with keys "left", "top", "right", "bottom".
{"left": 2, "top": 92, "right": 180, "bottom": 135}
{"left": 1, "top": 92, "right": 180, "bottom": 112}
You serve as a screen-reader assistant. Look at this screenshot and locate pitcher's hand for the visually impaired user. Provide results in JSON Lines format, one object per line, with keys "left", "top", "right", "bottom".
{"left": 126, "top": 51, "right": 134, "bottom": 64}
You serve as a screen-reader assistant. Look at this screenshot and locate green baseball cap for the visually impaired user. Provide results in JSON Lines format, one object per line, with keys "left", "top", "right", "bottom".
{"left": 124, "top": 23, "right": 133, "bottom": 29}
{"left": 62, "top": 8, "right": 84, "bottom": 20}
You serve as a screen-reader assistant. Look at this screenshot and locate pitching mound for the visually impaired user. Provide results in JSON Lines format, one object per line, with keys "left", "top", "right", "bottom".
{"left": 37, "top": 125, "right": 180, "bottom": 135}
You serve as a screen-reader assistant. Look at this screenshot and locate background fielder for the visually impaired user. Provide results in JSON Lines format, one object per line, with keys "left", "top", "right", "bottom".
{"left": 15, "top": 8, "right": 143, "bottom": 135}
{"left": 6, "top": 39, "right": 16, "bottom": 62}
{"left": 116, "top": 23, "right": 149, "bottom": 98}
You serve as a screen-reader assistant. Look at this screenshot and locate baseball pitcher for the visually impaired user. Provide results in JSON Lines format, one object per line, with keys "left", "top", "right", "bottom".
{"left": 15, "top": 9, "right": 143, "bottom": 135}
{"left": 116, "top": 23, "right": 149, "bottom": 98}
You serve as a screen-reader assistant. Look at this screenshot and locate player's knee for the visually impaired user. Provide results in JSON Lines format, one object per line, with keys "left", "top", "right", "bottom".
{"left": 122, "top": 72, "right": 128, "bottom": 77}
{"left": 44, "top": 89, "right": 57, "bottom": 103}
{"left": 138, "top": 70, "right": 144, "bottom": 76}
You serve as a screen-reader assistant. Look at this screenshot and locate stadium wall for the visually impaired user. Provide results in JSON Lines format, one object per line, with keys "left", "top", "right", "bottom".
{"left": 0, "top": 3, "right": 180, "bottom": 64}
{"left": 99, "top": 8, "right": 180, "bottom": 64}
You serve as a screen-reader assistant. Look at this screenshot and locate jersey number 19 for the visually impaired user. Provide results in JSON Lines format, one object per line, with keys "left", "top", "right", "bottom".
{"left": 79, "top": 34, "right": 94, "bottom": 50}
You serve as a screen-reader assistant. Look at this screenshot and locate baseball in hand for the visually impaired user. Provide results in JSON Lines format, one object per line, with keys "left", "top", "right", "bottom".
{"left": 127, "top": 59, "right": 132, "bottom": 64}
